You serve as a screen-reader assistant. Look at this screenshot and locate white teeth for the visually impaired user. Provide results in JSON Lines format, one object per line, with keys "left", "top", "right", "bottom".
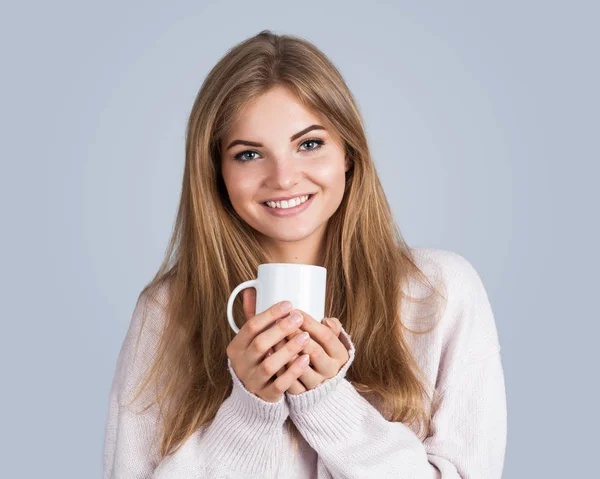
{"left": 266, "top": 195, "right": 310, "bottom": 209}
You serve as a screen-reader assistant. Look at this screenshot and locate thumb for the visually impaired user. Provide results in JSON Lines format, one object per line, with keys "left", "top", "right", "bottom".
{"left": 324, "top": 317, "right": 342, "bottom": 337}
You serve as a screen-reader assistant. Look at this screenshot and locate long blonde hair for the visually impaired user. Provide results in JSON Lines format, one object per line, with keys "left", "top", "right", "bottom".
{"left": 126, "top": 29, "right": 447, "bottom": 461}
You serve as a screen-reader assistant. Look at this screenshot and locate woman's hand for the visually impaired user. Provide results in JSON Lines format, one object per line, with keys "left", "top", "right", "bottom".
{"left": 271, "top": 311, "right": 349, "bottom": 395}
{"left": 225, "top": 290, "right": 312, "bottom": 403}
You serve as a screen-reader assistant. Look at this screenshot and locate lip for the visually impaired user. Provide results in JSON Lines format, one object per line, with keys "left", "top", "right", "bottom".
{"left": 261, "top": 193, "right": 315, "bottom": 217}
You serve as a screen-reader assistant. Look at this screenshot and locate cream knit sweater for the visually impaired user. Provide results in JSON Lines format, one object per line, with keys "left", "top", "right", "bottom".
{"left": 103, "top": 247, "right": 507, "bottom": 478}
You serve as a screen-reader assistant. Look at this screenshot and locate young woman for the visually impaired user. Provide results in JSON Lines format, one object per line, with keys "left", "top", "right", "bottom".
{"left": 103, "top": 30, "right": 507, "bottom": 478}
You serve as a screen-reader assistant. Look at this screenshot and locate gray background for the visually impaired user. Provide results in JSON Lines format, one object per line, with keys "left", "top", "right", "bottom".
{"left": 1, "top": 1, "right": 598, "bottom": 477}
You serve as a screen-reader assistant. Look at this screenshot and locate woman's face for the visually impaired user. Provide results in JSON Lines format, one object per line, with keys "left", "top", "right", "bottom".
{"left": 220, "top": 85, "right": 349, "bottom": 263}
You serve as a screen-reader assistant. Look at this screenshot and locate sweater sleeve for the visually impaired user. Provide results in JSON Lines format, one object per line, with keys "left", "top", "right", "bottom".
{"left": 103, "top": 290, "right": 291, "bottom": 479}
{"left": 285, "top": 257, "right": 507, "bottom": 479}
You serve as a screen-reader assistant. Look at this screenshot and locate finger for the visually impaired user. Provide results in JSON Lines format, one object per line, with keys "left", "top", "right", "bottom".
{"left": 288, "top": 314, "right": 345, "bottom": 378}
{"left": 274, "top": 345, "right": 306, "bottom": 395}
{"left": 275, "top": 317, "right": 307, "bottom": 341}
{"left": 273, "top": 335, "right": 298, "bottom": 372}
{"left": 280, "top": 333, "right": 328, "bottom": 389}
{"left": 236, "top": 301, "right": 296, "bottom": 350}
{"left": 273, "top": 337, "right": 287, "bottom": 351}
{"left": 263, "top": 327, "right": 309, "bottom": 381}
{"left": 272, "top": 336, "right": 313, "bottom": 394}
{"left": 286, "top": 374, "right": 308, "bottom": 394}
{"left": 274, "top": 325, "right": 338, "bottom": 392}
{"left": 269, "top": 353, "right": 311, "bottom": 396}
{"left": 297, "top": 311, "right": 346, "bottom": 359}
{"left": 241, "top": 288, "right": 257, "bottom": 321}
{"left": 294, "top": 361, "right": 323, "bottom": 391}
{"left": 250, "top": 309, "right": 304, "bottom": 359}
{"left": 277, "top": 330, "right": 319, "bottom": 371}
{"left": 272, "top": 336, "right": 324, "bottom": 394}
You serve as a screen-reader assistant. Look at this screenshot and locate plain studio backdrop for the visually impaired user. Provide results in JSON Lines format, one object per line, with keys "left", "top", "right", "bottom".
{"left": 1, "top": 1, "right": 598, "bottom": 478}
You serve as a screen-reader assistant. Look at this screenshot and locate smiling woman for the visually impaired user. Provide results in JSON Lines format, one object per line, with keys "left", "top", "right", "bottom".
{"left": 218, "top": 86, "right": 350, "bottom": 265}
{"left": 103, "top": 29, "right": 506, "bottom": 479}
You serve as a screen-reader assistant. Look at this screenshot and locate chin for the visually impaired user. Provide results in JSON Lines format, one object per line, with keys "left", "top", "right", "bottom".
{"left": 260, "top": 226, "right": 316, "bottom": 242}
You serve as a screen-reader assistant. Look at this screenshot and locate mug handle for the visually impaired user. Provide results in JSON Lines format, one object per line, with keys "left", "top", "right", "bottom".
{"left": 227, "top": 279, "right": 260, "bottom": 333}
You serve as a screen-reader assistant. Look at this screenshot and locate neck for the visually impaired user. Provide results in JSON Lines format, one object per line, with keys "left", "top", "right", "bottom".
{"left": 259, "top": 225, "right": 327, "bottom": 266}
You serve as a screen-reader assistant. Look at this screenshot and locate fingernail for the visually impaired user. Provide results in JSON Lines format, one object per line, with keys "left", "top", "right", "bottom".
{"left": 323, "top": 318, "right": 333, "bottom": 328}
{"left": 299, "top": 354, "right": 310, "bottom": 365}
{"left": 295, "top": 332, "right": 309, "bottom": 344}
{"left": 290, "top": 311, "right": 302, "bottom": 324}
{"left": 280, "top": 301, "right": 292, "bottom": 312}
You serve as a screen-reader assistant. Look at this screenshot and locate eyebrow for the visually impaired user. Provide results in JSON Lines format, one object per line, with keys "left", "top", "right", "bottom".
{"left": 225, "top": 124, "right": 326, "bottom": 150}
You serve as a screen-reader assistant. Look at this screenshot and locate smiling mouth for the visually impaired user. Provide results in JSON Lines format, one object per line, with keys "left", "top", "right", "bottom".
{"left": 262, "top": 194, "right": 314, "bottom": 207}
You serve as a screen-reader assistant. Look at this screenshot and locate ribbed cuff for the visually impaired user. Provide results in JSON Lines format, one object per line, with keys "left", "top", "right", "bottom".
{"left": 227, "top": 357, "right": 290, "bottom": 422}
{"left": 286, "top": 326, "right": 356, "bottom": 415}
{"left": 288, "top": 378, "right": 371, "bottom": 449}
{"left": 200, "top": 358, "right": 290, "bottom": 474}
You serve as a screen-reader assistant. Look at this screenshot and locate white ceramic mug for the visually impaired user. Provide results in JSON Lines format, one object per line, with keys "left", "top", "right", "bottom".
{"left": 227, "top": 263, "right": 327, "bottom": 334}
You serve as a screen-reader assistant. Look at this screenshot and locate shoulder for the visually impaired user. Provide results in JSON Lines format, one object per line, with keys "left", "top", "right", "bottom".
{"left": 408, "top": 247, "right": 483, "bottom": 290}
{"left": 134, "top": 277, "right": 173, "bottom": 326}
{"left": 406, "top": 246, "right": 501, "bottom": 363}
{"left": 110, "top": 279, "right": 172, "bottom": 408}
{"left": 123, "top": 279, "right": 173, "bottom": 359}
{"left": 408, "top": 247, "right": 491, "bottom": 309}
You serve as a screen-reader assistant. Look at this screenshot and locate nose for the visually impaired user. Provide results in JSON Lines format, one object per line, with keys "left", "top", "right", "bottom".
{"left": 265, "top": 156, "right": 300, "bottom": 190}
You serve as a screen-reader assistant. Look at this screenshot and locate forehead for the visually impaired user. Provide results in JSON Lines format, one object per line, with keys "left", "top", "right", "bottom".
{"left": 224, "top": 87, "right": 324, "bottom": 140}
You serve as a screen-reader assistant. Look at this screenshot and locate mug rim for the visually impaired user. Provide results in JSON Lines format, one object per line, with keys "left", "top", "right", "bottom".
{"left": 258, "top": 262, "right": 326, "bottom": 271}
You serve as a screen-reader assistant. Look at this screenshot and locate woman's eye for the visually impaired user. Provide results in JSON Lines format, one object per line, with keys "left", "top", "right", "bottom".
{"left": 233, "top": 138, "right": 325, "bottom": 163}
{"left": 234, "top": 151, "right": 259, "bottom": 162}
{"left": 299, "top": 138, "right": 325, "bottom": 151}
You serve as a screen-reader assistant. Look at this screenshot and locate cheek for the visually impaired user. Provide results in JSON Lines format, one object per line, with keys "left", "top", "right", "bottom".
{"left": 312, "top": 160, "right": 346, "bottom": 193}
{"left": 223, "top": 169, "right": 260, "bottom": 203}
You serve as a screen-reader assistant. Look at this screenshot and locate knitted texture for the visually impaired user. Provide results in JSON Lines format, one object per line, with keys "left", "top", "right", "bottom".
{"left": 103, "top": 247, "right": 507, "bottom": 478}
